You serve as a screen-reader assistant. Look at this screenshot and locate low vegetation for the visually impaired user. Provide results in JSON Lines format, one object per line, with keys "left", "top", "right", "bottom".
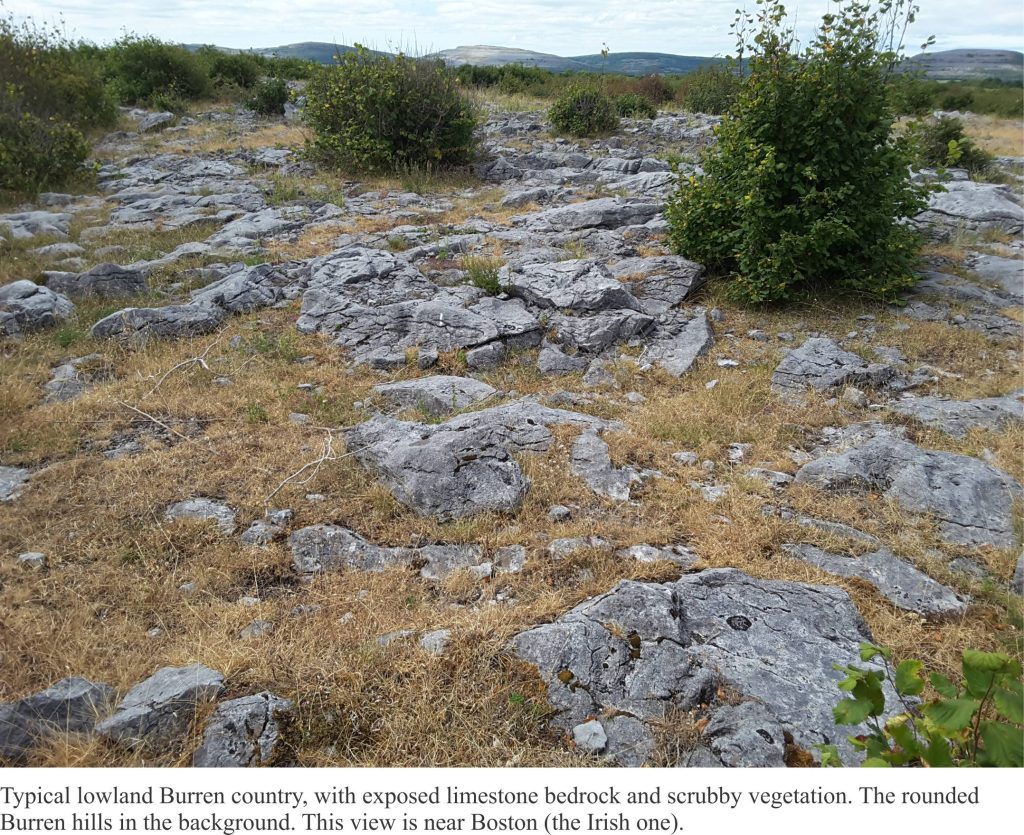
{"left": 906, "top": 114, "right": 994, "bottom": 176}
{"left": 666, "top": 0, "right": 930, "bottom": 304}
{"left": 305, "top": 47, "right": 480, "bottom": 173}
{"left": 548, "top": 85, "right": 620, "bottom": 137}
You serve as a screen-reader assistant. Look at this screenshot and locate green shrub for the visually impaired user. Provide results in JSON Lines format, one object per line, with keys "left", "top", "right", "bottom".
{"left": 677, "top": 64, "right": 741, "bottom": 115}
{"left": 104, "top": 35, "right": 211, "bottom": 105}
{"left": 666, "top": 0, "right": 930, "bottom": 304}
{"left": 822, "top": 642, "right": 1023, "bottom": 768}
{"left": 247, "top": 78, "right": 289, "bottom": 116}
{"left": 548, "top": 85, "right": 619, "bottom": 136}
{"left": 305, "top": 47, "right": 479, "bottom": 173}
{"left": 905, "top": 115, "right": 993, "bottom": 176}
{"left": 614, "top": 92, "right": 657, "bottom": 119}
{"left": 0, "top": 14, "right": 114, "bottom": 193}
{"left": 197, "top": 46, "right": 263, "bottom": 89}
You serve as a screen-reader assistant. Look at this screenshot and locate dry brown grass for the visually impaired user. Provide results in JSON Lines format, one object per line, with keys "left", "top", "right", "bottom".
{"left": 2, "top": 107, "right": 1022, "bottom": 768}
{"left": 962, "top": 114, "right": 1024, "bottom": 157}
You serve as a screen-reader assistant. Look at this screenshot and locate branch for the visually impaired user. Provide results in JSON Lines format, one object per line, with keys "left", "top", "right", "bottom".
{"left": 142, "top": 336, "right": 223, "bottom": 400}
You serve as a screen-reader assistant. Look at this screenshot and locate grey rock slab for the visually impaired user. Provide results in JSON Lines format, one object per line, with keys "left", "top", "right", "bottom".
{"left": 304, "top": 247, "right": 438, "bottom": 306}
{"left": 1013, "top": 554, "right": 1023, "bottom": 596}
{"left": 889, "top": 393, "right": 1024, "bottom": 439}
{"left": 772, "top": 338, "right": 899, "bottom": 401}
{"left": 547, "top": 537, "right": 612, "bottom": 559}
{"left": 512, "top": 568, "right": 894, "bottom": 766}
{"left": 289, "top": 524, "right": 415, "bottom": 576}
{"left": 617, "top": 544, "right": 698, "bottom": 568}
{"left": 46, "top": 264, "right": 148, "bottom": 299}
{"left": 503, "top": 260, "right": 642, "bottom": 312}
{"left": 521, "top": 198, "right": 661, "bottom": 233}
{"left": 916, "top": 181, "right": 1024, "bottom": 237}
{"left": 550, "top": 309, "right": 654, "bottom": 354}
{"left": 138, "top": 112, "right": 175, "bottom": 132}
{"left": 419, "top": 629, "right": 452, "bottom": 656}
{"left": 0, "top": 280, "right": 74, "bottom": 336}
{"left": 344, "top": 399, "right": 615, "bottom": 520}
{"left": 239, "top": 620, "right": 274, "bottom": 639}
{"left": 639, "top": 311, "right": 713, "bottom": 377}
{"left": 192, "top": 692, "right": 293, "bottom": 767}
{"left": 968, "top": 253, "right": 1023, "bottom": 301}
{"left": 795, "top": 429, "right": 1022, "bottom": 548}
{"left": 204, "top": 207, "right": 309, "bottom": 253}
{"left": 0, "top": 678, "right": 115, "bottom": 764}
{"left": 608, "top": 255, "right": 706, "bottom": 314}
{"left": 702, "top": 701, "right": 786, "bottom": 768}
{"left": 17, "top": 552, "right": 47, "bottom": 569}
{"left": 572, "top": 720, "right": 608, "bottom": 754}
{"left": 95, "top": 665, "right": 224, "bottom": 749}
{"left": 190, "top": 264, "right": 291, "bottom": 313}
{"left": 418, "top": 545, "right": 489, "bottom": 581}
{"left": 42, "top": 353, "right": 111, "bottom": 403}
{"left": 0, "top": 210, "right": 71, "bottom": 241}
{"left": 537, "top": 343, "right": 588, "bottom": 376}
{"left": 783, "top": 544, "right": 966, "bottom": 616}
{"left": 374, "top": 375, "right": 498, "bottom": 417}
{"left": 91, "top": 303, "right": 225, "bottom": 341}
{"left": 571, "top": 430, "right": 639, "bottom": 501}
{"left": 164, "top": 499, "right": 237, "bottom": 535}
{"left": 29, "top": 242, "right": 85, "bottom": 258}
{"left": 465, "top": 341, "right": 505, "bottom": 370}
{"left": 0, "top": 466, "right": 30, "bottom": 502}
{"left": 467, "top": 296, "right": 542, "bottom": 344}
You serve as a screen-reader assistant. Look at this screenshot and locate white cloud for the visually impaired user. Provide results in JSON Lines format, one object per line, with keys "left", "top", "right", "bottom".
{"left": 6, "top": 0, "right": 1022, "bottom": 55}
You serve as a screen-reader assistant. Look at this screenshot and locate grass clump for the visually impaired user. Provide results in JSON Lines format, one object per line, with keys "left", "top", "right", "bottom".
{"left": 460, "top": 255, "right": 506, "bottom": 295}
{"left": 305, "top": 47, "right": 480, "bottom": 173}
{"left": 548, "top": 85, "right": 619, "bottom": 137}
{"left": 666, "top": 0, "right": 930, "bottom": 304}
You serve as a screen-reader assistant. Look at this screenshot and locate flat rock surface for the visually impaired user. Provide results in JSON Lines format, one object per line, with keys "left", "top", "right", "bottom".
{"left": 889, "top": 393, "right": 1024, "bottom": 438}
{"left": 513, "top": 568, "right": 893, "bottom": 766}
{"left": 373, "top": 375, "right": 498, "bottom": 417}
{"left": 193, "top": 692, "right": 293, "bottom": 767}
{"left": 795, "top": 427, "right": 1022, "bottom": 548}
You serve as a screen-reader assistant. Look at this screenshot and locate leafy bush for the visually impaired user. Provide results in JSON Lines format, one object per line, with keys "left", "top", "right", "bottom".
{"left": 305, "top": 47, "right": 479, "bottom": 173}
{"left": 197, "top": 46, "right": 263, "bottom": 89}
{"left": 548, "top": 85, "right": 619, "bottom": 136}
{"left": 666, "top": 0, "right": 930, "bottom": 304}
{"left": 677, "top": 64, "right": 741, "bottom": 115}
{"left": 905, "top": 115, "right": 993, "bottom": 175}
{"left": 103, "top": 35, "right": 211, "bottom": 106}
{"left": 614, "top": 92, "right": 657, "bottom": 119}
{"left": 247, "top": 78, "right": 289, "bottom": 116}
{"left": 0, "top": 14, "right": 115, "bottom": 193}
{"left": 822, "top": 642, "right": 1023, "bottom": 768}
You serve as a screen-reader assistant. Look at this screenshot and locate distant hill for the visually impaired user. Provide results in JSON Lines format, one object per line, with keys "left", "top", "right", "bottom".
{"left": 568, "top": 52, "right": 726, "bottom": 75}
{"left": 432, "top": 45, "right": 723, "bottom": 75}
{"left": 903, "top": 48, "right": 1023, "bottom": 82}
{"left": 188, "top": 42, "right": 1023, "bottom": 82}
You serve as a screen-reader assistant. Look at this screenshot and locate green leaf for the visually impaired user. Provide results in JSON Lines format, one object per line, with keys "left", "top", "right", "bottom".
{"left": 834, "top": 697, "right": 873, "bottom": 725}
{"left": 929, "top": 672, "right": 958, "bottom": 699}
{"left": 923, "top": 698, "right": 980, "bottom": 733}
{"left": 817, "top": 744, "right": 843, "bottom": 768}
{"left": 861, "top": 757, "right": 891, "bottom": 768}
{"left": 979, "top": 721, "right": 1024, "bottom": 768}
{"left": 895, "top": 659, "right": 925, "bottom": 696}
{"left": 962, "top": 649, "right": 1011, "bottom": 672}
{"left": 920, "top": 733, "right": 955, "bottom": 768}
{"left": 993, "top": 689, "right": 1023, "bottom": 725}
{"left": 962, "top": 663, "right": 996, "bottom": 699}
{"left": 859, "top": 642, "right": 888, "bottom": 662}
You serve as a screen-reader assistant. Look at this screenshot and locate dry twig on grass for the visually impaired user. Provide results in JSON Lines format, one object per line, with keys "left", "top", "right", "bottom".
{"left": 141, "top": 336, "right": 223, "bottom": 400}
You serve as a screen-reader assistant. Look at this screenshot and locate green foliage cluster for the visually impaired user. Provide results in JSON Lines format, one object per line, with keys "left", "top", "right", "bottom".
{"left": 548, "top": 85, "right": 620, "bottom": 136}
{"left": 905, "top": 115, "right": 994, "bottom": 175}
{"left": 888, "top": 74, "right": 1023, "bottom": 118}
{"left": 666, "top": 0, "right": 930, "bottom": 304}
{"left": 247, "top": 77, "right": 290, "bottom": 116}
{"left": 614, "top": 92, "right": 657, "bottom": 119}
{"left": 823, "top": 642, "right": 1023, "bottom": 768}
{"left": 305, "top": 48, "right": 479, "bottom": 173}
{"left": 0, "top": 13, "right": 116, "bottom": 193}
{"left": 102, "top": 35, "right": 211, "bottom": 107}
{"left": 676, "top": 64, "right": 742, "bottom": 114}
{"left": 460, "top": 255, "right": 507, "bottom": 295}
{"left": 195, "top": 45, "right": 262, "bottom": 90}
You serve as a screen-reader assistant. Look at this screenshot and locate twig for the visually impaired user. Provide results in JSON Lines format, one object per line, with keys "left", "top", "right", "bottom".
{"left": 116, "top": 400, "right": 193, "bottom": 444}
{"left": 263, "top": 431, "right": 370, "bottom": 503}
{"left": 142, "top": 336, "right": 223, "bottom": 400}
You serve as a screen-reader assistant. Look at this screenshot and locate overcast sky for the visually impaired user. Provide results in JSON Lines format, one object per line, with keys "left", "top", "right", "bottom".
{"left": 7, "top": 1, "right": 1023, "bottom": 56}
